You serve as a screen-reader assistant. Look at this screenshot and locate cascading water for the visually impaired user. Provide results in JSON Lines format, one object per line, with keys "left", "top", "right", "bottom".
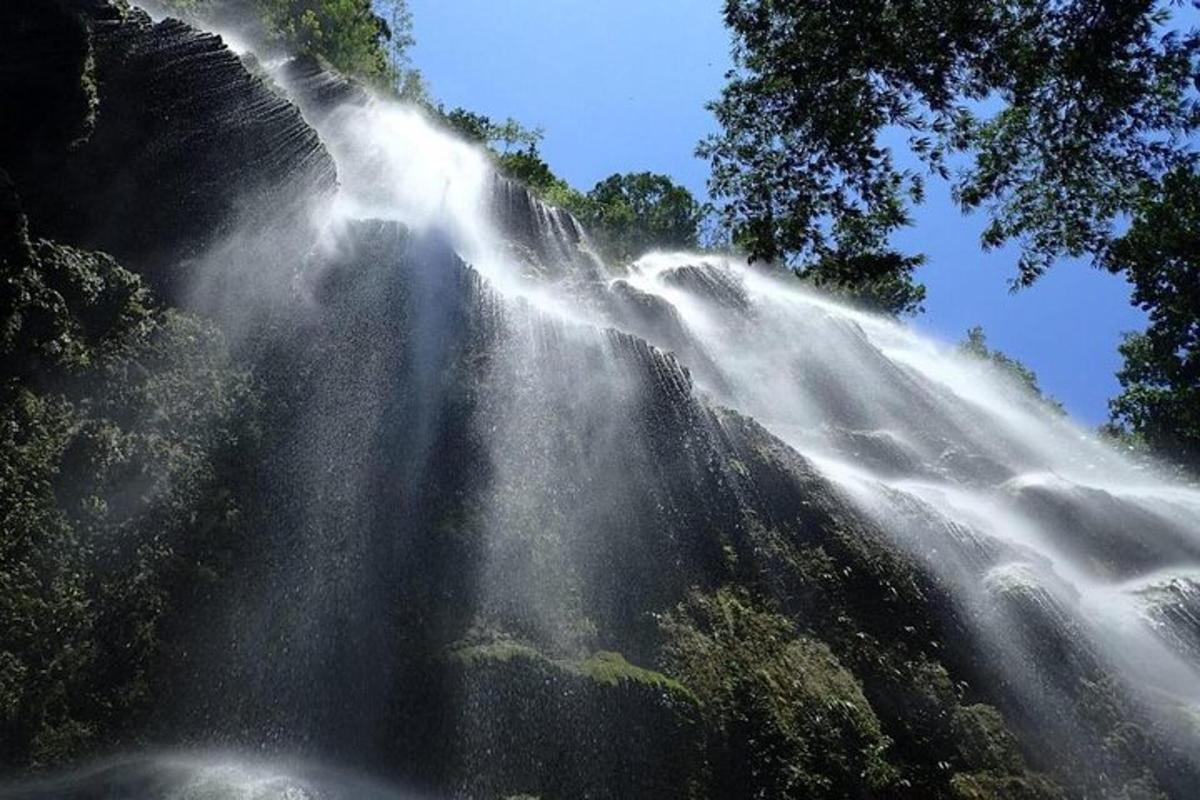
{"left": 617, "top": 252, "right": 1200, "bottom": 739}
{"left": 10, "top": 5, "right": 1200, "bottom": 796}
{"left": 273, "top": 54, "right": 1200, "bottom": 722}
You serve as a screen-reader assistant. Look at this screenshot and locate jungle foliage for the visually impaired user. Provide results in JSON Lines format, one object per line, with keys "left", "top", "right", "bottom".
{"left": 702, "top": 0, "right": 1200, "bottom": 283}
{"left": 0, "top": 175, "right": 258, "bottom": 768}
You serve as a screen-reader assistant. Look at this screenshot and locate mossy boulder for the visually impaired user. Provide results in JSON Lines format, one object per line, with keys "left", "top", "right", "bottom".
{"left": 949, "top": 771, "right": 1065, "bottom": 800}
{"left": 1, "top": 176, "right": 258, "bottom": 770}
{"left": 659, "top": 588, "right": 897, "bottom": 799}
{"left": 441, "top": 639, "right": 701, "bottom": 800}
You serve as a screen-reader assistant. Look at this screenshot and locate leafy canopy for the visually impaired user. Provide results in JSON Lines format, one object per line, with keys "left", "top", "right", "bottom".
{"left": 797, "top": 248, "right": 927, "bottom": 317}
{"left": 1101, "top": 166, "right": 1200, "bottom": 470}
{"left": 580, "top": 172, "right": 708, "bottom": 262}
{"left": 702, "top": 0, "right": 1200, "bottom": 285}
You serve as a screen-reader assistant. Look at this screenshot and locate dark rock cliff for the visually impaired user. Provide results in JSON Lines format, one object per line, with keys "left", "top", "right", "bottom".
{"left": 0, "top": 0, "right": 336, "bottom": 301}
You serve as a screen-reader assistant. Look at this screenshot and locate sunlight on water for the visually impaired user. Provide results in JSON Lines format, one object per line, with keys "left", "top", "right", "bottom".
{"left": 0, "top": 753, "right": 420, "bottom": 800}
{"left": 265, "top": 67, "right": 1200, "bottom": 716}
{"left": 620, "top": 251, "right": 1200, "bottom": 708}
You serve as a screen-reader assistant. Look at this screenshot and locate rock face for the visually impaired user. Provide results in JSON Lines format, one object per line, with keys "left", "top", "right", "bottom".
{"left": 441, "top": 644, "right": 701, "bottom": 799}
{"left": 0, "top": 0, "right": 97, "bottom": 164}
{"left": 141, "top": 216, "right": 1066, "bottom": 799}
{"left": 488, "top": 176, "right": 609, "bottom": 280}
{"left": 0, "top": 0, "right": 336, "bottom": 300}
{"left": 276, "top": 54, "right": 371, "bottom": 122}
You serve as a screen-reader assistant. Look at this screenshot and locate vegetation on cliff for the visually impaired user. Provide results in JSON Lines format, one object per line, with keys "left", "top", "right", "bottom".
{"left": 156, "top": 0, "right": 415, "bottom": 88}
{"left": 959, "top": 326, "right": 1065, "bottom": 413}
{"left": 0, "top": 174, "right": 257, "bottom": 768}
{"left": 659, "top": 588, "right": 897, "bottom": 799}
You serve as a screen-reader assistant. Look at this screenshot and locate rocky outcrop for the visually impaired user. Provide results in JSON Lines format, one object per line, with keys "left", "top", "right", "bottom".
{"left": 0, "top": 0, "right": 337, "bottom": 300}
{"left": 440, "top": 642, "right": 701, "bottom": 799}
{"left": 490, "top": 175, "right": 608, "bottom": 281}
{"left": 276, "top": 54, "right": 371, "bottom": 123}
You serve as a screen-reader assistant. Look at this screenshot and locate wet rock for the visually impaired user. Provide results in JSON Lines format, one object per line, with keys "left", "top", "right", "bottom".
{"left": 441, "top": 641, "right": 701, "bottom": 800}
{"left": 1003, "top": 477, "right": 1200, "bottom": 579}
{"left": 276, "top": 54, "right": 372, "bottom": 123}
{"left": 0, "top": 1, "right": 337, "bottom": 300}
{"left": 1135, "top": 575, "right": 1200, "bottom": 664}
{"left": 489, "top": 176, "right": 606, "bottom": 280}
{"left": 659, "top": 260, "right": 751, "bottom": 313}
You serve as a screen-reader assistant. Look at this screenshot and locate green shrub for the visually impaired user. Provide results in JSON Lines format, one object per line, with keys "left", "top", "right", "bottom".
{"left": 659, "top": 587, "right": 897, "bottom": 799}
{"left": 0, "top": 189, "right": 258, "bottom": 768}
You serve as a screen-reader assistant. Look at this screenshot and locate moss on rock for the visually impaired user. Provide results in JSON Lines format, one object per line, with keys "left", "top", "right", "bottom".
{"left": 1, "top": 178, "right": 258, "bottom": 769}
{"left": 659, "top": 587, "right": 897, "bottom": 799}
{"left": 950, "top": 771, "right": 1066, "bottom": 800}
{"left": 441, "top": 637, "right": 701, "bottom": 799}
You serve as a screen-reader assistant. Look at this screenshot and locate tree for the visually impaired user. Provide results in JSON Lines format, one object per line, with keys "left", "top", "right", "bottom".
{"left": 437, "top": 112, "right": 705, "bottom": 261}
{"left": 439, "top": 107, "right": 495, "bottom": 144}
{"left": 256, "top": 0, "right": 394, "bottom": 83}
{"left": 437, "top": 107, "right": 564, "bottom": 194}
{"left": 701, "top": 0, "right": 1200, "bottom": 286}
{"left": 959, "top": 326, "right": 1064, "bottom": 412}
{"left": 1101, "top": 167, "right": 1200, "bottom": 470}
{"left": 797, "top": 248, "right": 926, "bottom": 317}
{"left": 580, "top": 172, "right": 708, "bottom": 262}
{"left": 439, "top": 108, "right": 543, "bottom": 151}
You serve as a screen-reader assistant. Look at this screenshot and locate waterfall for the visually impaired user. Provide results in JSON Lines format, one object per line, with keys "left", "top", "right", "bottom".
{"left": 9, "top": 7, "right": 1200, "bottom": 796}
{"left": 276, "top": 68, "right": 1200, "bottom": 722}
{"left": 185, "top": 45, "right": 1200, "bottom": 789}
{"left": 615, "top": 251, "right": 1200, "bottom": 745}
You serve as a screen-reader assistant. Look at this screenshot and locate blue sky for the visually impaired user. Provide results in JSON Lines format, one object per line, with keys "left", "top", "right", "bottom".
{"left": 406, "top": 0, "right": 1152, "bottom": 425}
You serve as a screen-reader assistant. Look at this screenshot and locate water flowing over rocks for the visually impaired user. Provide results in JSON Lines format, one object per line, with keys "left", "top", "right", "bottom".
{"left": 3, "top": 4, "right": 1200, "bottom": 799}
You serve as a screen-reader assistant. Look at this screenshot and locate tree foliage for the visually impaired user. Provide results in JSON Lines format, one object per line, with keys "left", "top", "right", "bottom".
{"left": 702, "top": 0, "right": 1200, "bottom": 285}
{"left": 255, "top": 0, "right": 393, "bottom": 82}
{"left": 159, "top": 0, "right": 416, "bottom": 87}
{"left": 440, "top": 108, "right": 544, "bottom": 153}
{"left": 438, "top": 108, "right": 708, "bottom": 262}
{"left": 0, "top": 181, "right": 257, "bottom": 768}
{"left": 579, "top": 172, "right": 707, "bottom": 262}
{"left": 797, "top": 248, "right": 927, "bottom": 317}
{"left": 959, "top": 326, "right": 1064, "bottom": 412}
{"left": 1101, "top": 167, "right": 1200, "bottom": 470}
